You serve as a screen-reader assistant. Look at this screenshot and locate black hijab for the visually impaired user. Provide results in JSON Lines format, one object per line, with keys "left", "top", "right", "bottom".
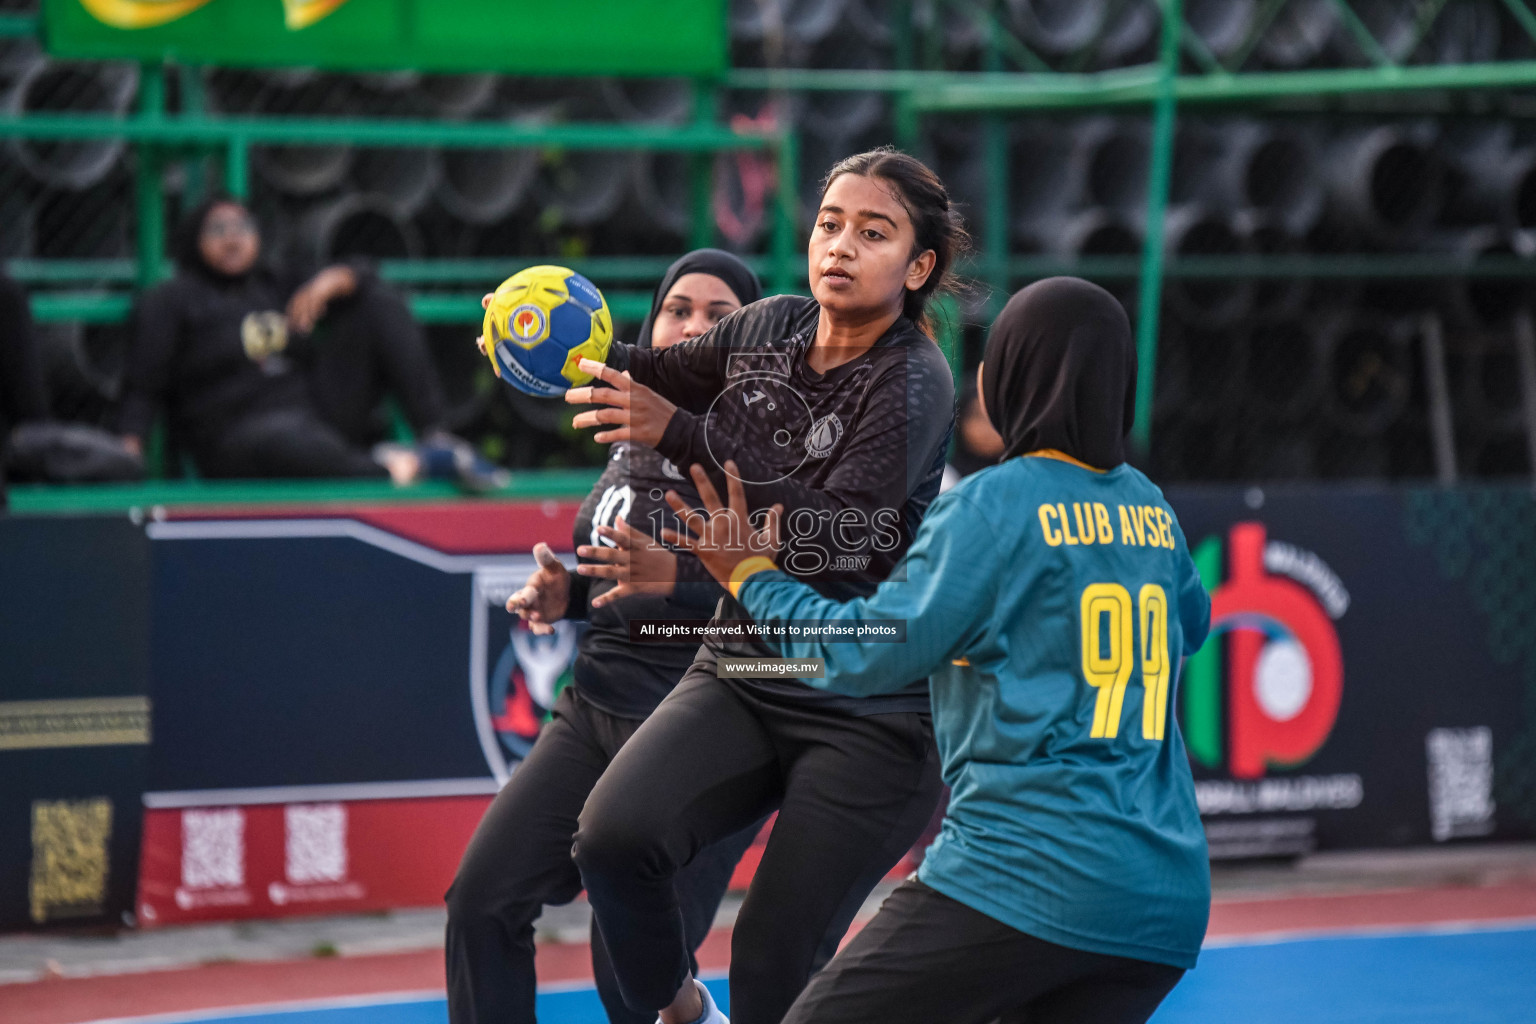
{"left": 172, "top": 193, "right": 259, "bottom": 283}
{"left": 635, "top": 248, "right": 762, "bottom": 349}
{"left": 980, "top": 277, "right": 1137, "bottom": 469}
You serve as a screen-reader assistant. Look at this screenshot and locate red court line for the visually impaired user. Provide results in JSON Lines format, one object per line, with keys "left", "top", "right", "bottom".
{"left": 6, "top": 882, "right": 1534, "bottom": 1024}
{"left": 0, "top": 932, "right": 735, "bottom": 1024}
{"left": 1206, "top": 881, "right": 1536, "bottom": 939}
{"left": 0, "top": 950, "right": 444, "bottom": 1024}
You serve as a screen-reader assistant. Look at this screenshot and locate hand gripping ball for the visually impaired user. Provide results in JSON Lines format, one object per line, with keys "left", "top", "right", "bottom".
{"left": 483, "top": 265, "right": 614, "bottom": 397}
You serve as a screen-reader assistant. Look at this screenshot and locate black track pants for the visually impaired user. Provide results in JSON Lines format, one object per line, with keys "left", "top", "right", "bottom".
{"left": 445, "top": 686, "right": 757, "bottom": 1024}
{"left": 573, "top": 668, "right": 944, "bottom": 1024}
{"left": 782, "top": 878, "right": 1186, "bottom": 1024}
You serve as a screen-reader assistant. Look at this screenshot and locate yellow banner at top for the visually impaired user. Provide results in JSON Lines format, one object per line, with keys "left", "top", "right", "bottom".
{"left": 79, "top": 0, "right": 350, "bottom": 30}
{"left": 45, "top": 0, "right": 728, "bottom": 77}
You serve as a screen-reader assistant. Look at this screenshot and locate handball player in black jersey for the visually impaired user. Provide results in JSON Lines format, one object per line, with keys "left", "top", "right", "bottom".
{"left": 445, "top": 251, "right": 762, "bottom": 1024}
{"left": 563, "top": 150, "right": 966, "bottom": 1024}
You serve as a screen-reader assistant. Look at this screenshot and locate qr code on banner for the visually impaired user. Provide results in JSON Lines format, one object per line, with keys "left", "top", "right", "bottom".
{"left": 30, "top": 798, "right": 112, "bottom": 923}
{"left": 285, "top": 803, "right": 347, "bottom": 884}
{"left": 181, "top": 808, "right": 245, "bottom": 889}
{"left": 1426, "top": 727, "right": 1496, "bottom": 842}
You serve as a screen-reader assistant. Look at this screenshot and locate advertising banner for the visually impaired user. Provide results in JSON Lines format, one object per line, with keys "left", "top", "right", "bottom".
{"left": 0, "top": 516, "right": 151, "bottom": 930}
{"left": 128, "top": 482, "right": 1536, "bottom": 923}
{"left": 135, "top": 501, "right": 578, "bottom": 925}
{"left": 129, "top": 499, "right": 860, "bottom": 925}
{"left": 1166, "top": 483, "right": 1536, "bottom": 858}
{"left": 136, "top": 797, "right": 490, "bottom": 925}
{"left": 42, "top": 0, "right": 727, "bottom": 76}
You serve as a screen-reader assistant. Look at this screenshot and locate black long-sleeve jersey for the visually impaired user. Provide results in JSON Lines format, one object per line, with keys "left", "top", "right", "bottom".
{"left": 609, "top": 294, "right": 956, "bottom": 714}
{"left": 565, "top": 440, "right": 725, "bottom": 718}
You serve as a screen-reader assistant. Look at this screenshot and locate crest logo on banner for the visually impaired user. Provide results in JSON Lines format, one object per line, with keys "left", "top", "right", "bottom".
{"left": 472, "top": 565, "right": 583, "bottom": 784}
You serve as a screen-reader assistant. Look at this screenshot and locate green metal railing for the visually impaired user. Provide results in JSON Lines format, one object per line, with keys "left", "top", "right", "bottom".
{"left": 742, "top": 0, "right": 1536, "bottom": 450}
{"left": 0, "top": 106, "right": 800, "bottom": 332}
{"left": 891, "top": 0, "right": 1536, "bottom": 450}
{"left": 0, "top": 107, "right": 799, "bottom": 293}
{"left": 9, "top": 0, "right": 1536, "bottom": 458}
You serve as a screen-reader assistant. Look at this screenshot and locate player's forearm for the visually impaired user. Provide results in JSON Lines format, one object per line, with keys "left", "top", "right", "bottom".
{"left": 737, "top": 572, "right": 932, "bottom": 697}
{"left": 608, "top": 340, "right": 720, "bottom": 413}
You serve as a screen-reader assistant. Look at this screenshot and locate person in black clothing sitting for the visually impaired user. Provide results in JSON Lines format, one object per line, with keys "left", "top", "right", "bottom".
{"left": 0, "top": 271, "right": 48, "bottom": 438}
{"left": 0, "top": 270, "right": 48, "bottom": 506}
{"left": 2, "top": 270, "right": 144, "bottom": 500}
{"left": 119, "top": 195, "right": 496, "bottom": 486}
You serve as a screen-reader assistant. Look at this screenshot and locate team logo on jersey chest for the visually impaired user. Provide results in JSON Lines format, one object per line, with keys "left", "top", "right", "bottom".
{"left": 241, "top": 311, "right": 288, "bottom": 363}
{"left": 805, "top": 413, "right": 843, "bottom": 458}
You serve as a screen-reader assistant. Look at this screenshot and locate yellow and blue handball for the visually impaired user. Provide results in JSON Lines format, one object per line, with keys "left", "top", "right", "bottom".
{"left": 482, "top": 265, "right": 614, "bottom": 397}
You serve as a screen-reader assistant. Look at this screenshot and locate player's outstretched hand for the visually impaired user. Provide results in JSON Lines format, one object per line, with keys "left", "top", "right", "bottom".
{"left": 505, "top": 542, "right": 571, "bottom": 635}
{"left": 662, "top": 461, "right": 782, "bottom": 588}
{"left": 476, "top": 293, "right": 493, "bottom": 355}
{"left": 579, "top": 517, "right": 679, "bottom": 607}
{"left": 565, "top": 357, "right": 677, "bottom": 448}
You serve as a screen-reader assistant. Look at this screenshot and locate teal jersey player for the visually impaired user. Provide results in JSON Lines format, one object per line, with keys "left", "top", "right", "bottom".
{"left": 735, "top": 453, "right": 1211, "bottom": 967}
{"left": 662, "top": 277, "right": 1213, "bottom": 1024}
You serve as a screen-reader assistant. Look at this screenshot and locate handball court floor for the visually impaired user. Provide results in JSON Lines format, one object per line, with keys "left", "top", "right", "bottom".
{"left": 5, "top": 844, "right": 1536, "bottom": 1024}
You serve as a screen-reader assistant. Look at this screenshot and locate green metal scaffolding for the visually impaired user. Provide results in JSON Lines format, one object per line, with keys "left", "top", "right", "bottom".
{"left": 8, "top": 0, "right": 1536, "bottom": 454}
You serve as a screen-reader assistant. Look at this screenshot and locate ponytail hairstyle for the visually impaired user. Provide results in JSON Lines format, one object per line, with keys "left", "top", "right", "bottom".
{"left": 819, "top": 147, "right": 971, "bottom": 335}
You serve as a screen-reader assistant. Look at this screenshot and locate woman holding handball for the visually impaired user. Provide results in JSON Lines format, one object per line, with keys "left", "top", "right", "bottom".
{"left": 447, "top": 251, "right": 763, "bottom": 1024}
{"left": 562, "top": 149, "right": 963, "bottom": 1024}
{"left": 667, "top": 278, "right": 1213, "bottom": 1024}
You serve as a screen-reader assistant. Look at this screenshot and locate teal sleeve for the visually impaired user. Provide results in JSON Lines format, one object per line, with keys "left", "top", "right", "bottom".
{"left": 736, "top": 490, "right": 1000, "bottom": 697}
{"left": 1171, "top": 519, "right": 1212, "bottom": 653}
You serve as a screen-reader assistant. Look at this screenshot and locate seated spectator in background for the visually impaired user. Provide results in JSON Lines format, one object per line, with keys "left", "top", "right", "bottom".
{"left": 1, "top": 270, "right": 48, "bottom": 439}
{"left": 0, "top": 270, "right": 46, "bottom": 506}
{"left": 941, "top": 377, "right": 1005, "bottom": 490}
{"left": 2, "top": 270, "right": 141, "bottom": 503}
{"left": 119, "top": 195, "right": 500, "bottom": 488}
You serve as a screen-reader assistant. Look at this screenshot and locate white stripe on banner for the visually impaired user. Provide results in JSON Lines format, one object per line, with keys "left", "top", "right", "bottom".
{"left": 146, "top": 519, "right": 532, "bottom": 575}
{"left": 143, "top": 777, "right": 501, "bottom": 809}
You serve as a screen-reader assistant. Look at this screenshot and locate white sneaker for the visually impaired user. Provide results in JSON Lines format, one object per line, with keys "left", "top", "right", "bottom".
{"left": 697, "top": 981, "right": 729, "bottom": 1024}
{"left": 656, "top": 980, "right": 729, "bottom": 1024}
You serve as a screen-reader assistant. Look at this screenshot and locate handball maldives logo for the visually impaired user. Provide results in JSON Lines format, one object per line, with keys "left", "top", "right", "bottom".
{"left": 508, "top": 305, "right": 548, "bottom": 347}
{"left": 1185, "top": 522, "right": 1351, "bottom": 788}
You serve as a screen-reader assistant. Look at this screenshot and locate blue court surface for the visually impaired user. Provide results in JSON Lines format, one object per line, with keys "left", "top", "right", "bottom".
{"left": 98, "top": 925, "right": 1536, "bottom": 1024}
